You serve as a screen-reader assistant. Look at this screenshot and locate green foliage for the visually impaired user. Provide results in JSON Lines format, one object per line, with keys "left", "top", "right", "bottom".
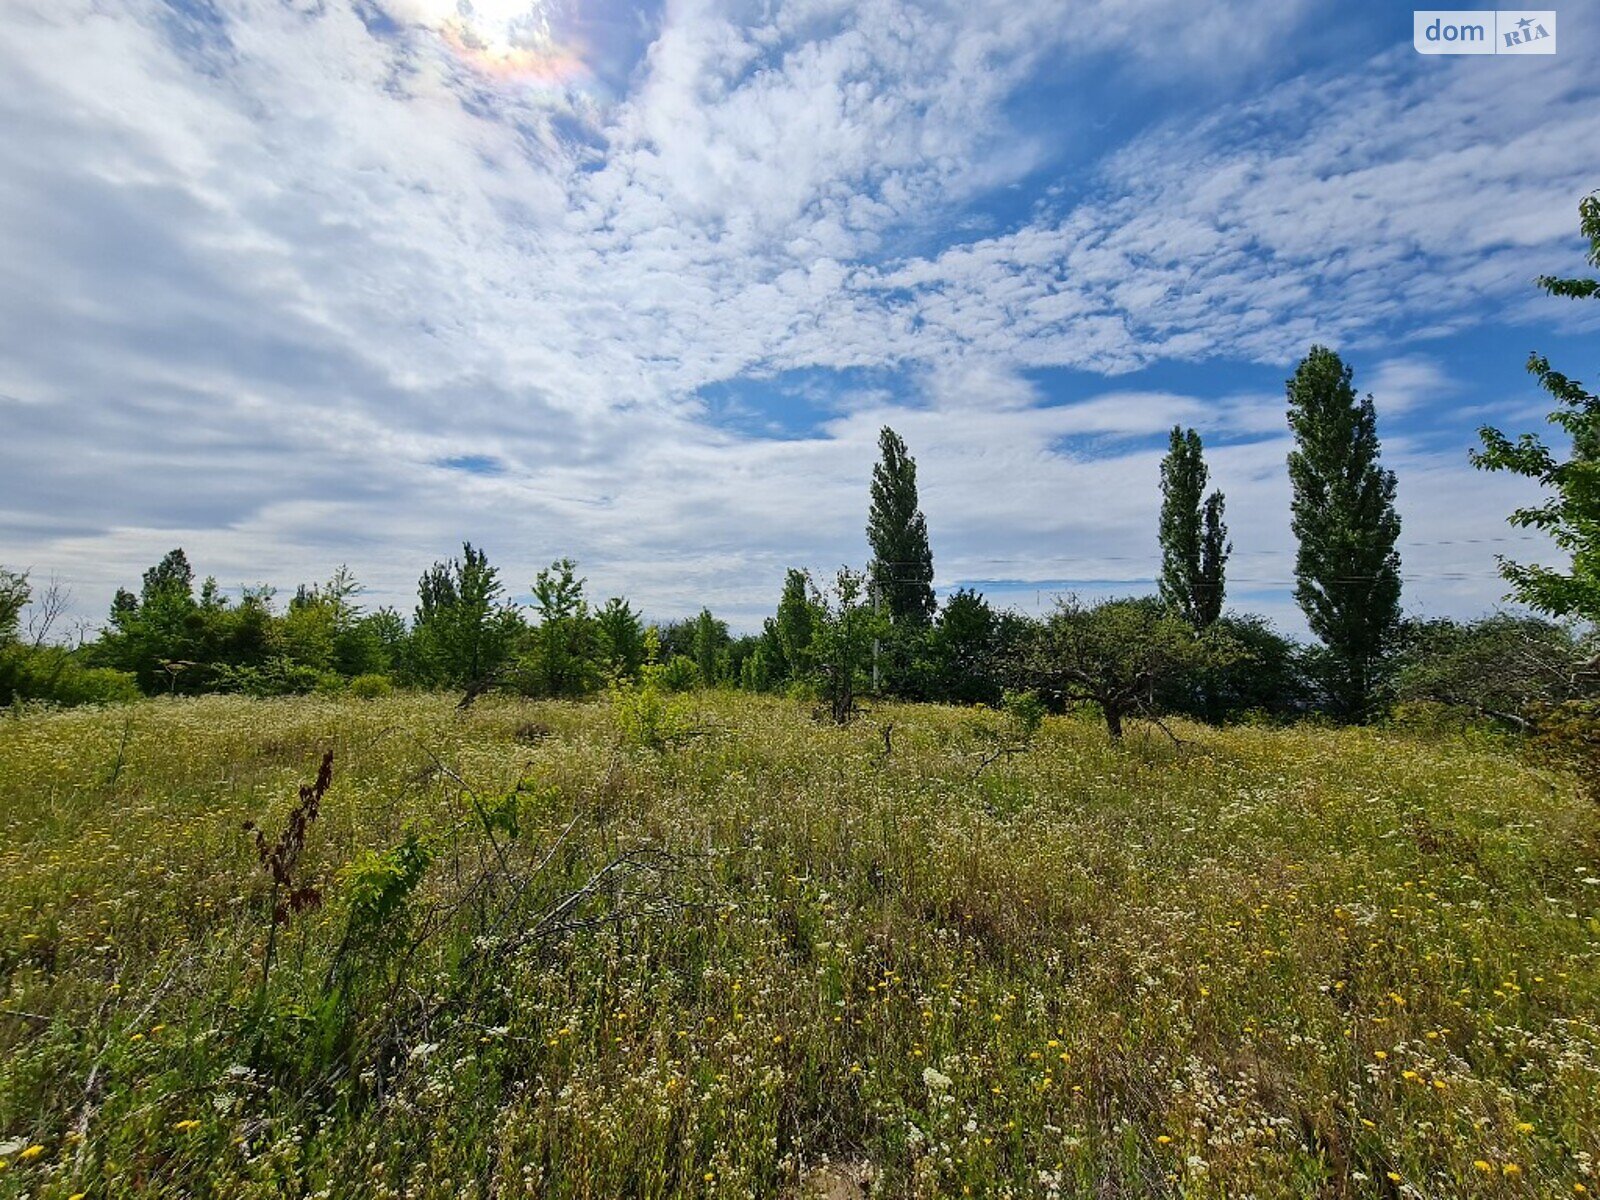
{"left": 1286, "top": 346, "right": 1403, "bottom": 719}
{"left": 924, "top": 587, "right": 1009, "bottom": 705}
{"left": 1158, "top": 426, "right": 1230, "bottom": 628}
{"left": 347, "top": 673, "right": 393, "bottom": 699}
{"left": 0, "top": 567, "right": 26, "bottom": 644}
{"left": 611, "top": 673, "right": 696, "bottom": 751}
{"left": 999, "top": 687, "right": 1046, "bottom": 739}
{"left": 1473, "top": 193, "right": 1600, "bottom": 621}
{"left": 1027, "top": 595, "right": 1236, "bottom": 740}
{"left": 657, "top": 653, "right": 702, "bottom": 692}
{"left": 763, "top": 568, "right": 822, "bottom": 686}
{"left": 1393, "top": 614, "right": 1592, "bottom": 726}
{"left": 595, "top": 596, "right": 647, "bottom": 679}
{"left": 867, "top": 426, "right": 936, "bottom": 626}
{"left": 409, "top": 543, "right": 521, "bottom": 688}
{"left": 339, "top": 831, "right": 433, "bottom": 954}
{"left": 806, "top": 567, "right": 887, "bottom": 723}
{"left": 690, "top": 607, "right": 730, "bottom": 686}
{"left": 93, "top": 554, "right": 276, "bottom": 693}
{"left": 518, "top": 559, "right": 600, "bottom": 698}
{"left": 1527, "top": 699, "right": 1600, "bottom": 802}
{"left": 1, "top": 643, "right": 141, "bottom": 707}
{"left": 213, "top": 655, "right": 336, "bottom": 697}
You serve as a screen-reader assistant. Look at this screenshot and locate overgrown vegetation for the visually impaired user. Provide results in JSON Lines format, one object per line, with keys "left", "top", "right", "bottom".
{"left": 0, "top": 692, "right": 1597, "bottom": 1198}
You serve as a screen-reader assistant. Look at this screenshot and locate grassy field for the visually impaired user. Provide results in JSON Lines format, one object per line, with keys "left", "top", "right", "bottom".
{"left": 0, "top": 693, "right": 1597, "bottom": 1198}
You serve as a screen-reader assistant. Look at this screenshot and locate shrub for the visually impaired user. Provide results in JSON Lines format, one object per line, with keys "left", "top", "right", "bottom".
{"left": 611, "top": 671, "right": 696, "bottom": 751}
{"left": 214, "top": 656, "right": 336, "bottom": 697}
{"left": 657, "top": 654, "right": 701, "bottom": 693}
{"left": 0, "top": 645, "right": 140, "bottom": 707}
{"left": 1528, "top": 700, "right": 1600, "bottom": 802}
{"left": 347, "top": 673, "right": 394, "bottom": 699}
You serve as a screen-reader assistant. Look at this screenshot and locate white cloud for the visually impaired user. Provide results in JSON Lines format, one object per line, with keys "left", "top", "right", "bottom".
{"left": 0, "top": 0, "right": 1582, "bottom": 634}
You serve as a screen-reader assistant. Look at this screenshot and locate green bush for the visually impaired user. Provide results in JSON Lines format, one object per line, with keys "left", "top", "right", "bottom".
{"left": 347, "top": 673, "right": 394, "bottom": 699}
{"left": 657, "top": 654, "right": 701, "bottom": 693}
{"left": 0, "top": 644, "right": 140, "bottom": 707}
{"left": 213, "top": 656, "right": 336, "bottom": 697}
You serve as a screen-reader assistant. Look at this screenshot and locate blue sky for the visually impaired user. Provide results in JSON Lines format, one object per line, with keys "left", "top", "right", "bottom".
{"left": 1, "top": 0, "right": 1597, "bottom": 633}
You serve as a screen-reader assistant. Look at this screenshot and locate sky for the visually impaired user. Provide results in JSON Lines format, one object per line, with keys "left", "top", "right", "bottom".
{"left": 1, "top": 0, "right": 1598, "bottom": 634}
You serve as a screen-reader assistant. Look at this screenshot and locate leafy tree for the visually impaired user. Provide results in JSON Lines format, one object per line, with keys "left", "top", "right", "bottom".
{"left": 867, "top": 427, "right": 936, "bottom": 627}
{"left": 595, "top": 597, "right": 647, "bottom": 680}
{"left": 142, "top": 548, "right": 194, "bottom": 604}
{"left": 1394, "top": 615, "right": 1594, "bottom": 728}
{"left": 1025, "top": 596, "right": 1232, "bottom": 740}
{"left": 520, "top": 559, "right": 598, "bottom": 698}
{"left": 409, "top": 543, "right": 520, "bottom": 689}
{"left": 1158, "top": 427, "right": 1229, "bottom": 628}
{"left": 1155, "top": 613, "right": 1311, "bottom": 723}
{"left": 925, "top": 587, "right": 1009, "bottom": 706}
{"left": 0, "top": 568, "right": 26, "bottom": 645}
{"left": 691, "top": 608, "right": 729, "bottom": 686}
{"left": 766, "top": 568, "right": 821, "bottom": 684}
{"left": 1472, "top": 192, "right": 1600, "bottom": 621}
{"left": 808, "top": 568, "right": 887, "bottom": 723}
{"left": 1, "top": 568, "right": 137, "bottom": 706}
{"left": 93, "top": 550, "right": 276, "bottom": 693}
{"left": 653, "top": 618, "right": 697, "bottom": 663}
{"left": 1286, "top": 346, "right": 1403, "bottom": 719}
{"left": 739, "top": 640, "right": 778, "bottom": 691}
{"left": 266, "top": 567, "right": 386, "bottom": 684}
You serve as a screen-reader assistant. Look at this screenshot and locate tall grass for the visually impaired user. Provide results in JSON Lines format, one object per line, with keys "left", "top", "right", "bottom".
{"left": 0, "top": 693, "right": 1596, "bottom": 1197}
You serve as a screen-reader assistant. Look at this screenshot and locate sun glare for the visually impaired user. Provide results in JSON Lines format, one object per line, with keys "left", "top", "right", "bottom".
{"left": 406, "top": 0, "right": 587, "bottom": 84}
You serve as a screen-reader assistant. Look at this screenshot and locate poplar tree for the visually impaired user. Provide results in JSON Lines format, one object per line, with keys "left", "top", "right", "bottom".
{"left": 866, "top": 426, "right": 935, "bottom": 625}
{"left": 1286, "top": 346, "right": 1402, "bottom": 719}
{"left": 1157, "top": 426, "right": 1229, "bottom": 627}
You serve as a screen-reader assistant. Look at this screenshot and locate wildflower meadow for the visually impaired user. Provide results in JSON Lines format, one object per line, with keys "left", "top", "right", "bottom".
{"left": 0, "top": 692, "right": 1596, "bottom": 1198}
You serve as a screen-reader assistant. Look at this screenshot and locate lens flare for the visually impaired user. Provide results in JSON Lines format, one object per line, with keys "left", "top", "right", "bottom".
{"left": 397, "top": 1, "right": 588, "bottom": 85}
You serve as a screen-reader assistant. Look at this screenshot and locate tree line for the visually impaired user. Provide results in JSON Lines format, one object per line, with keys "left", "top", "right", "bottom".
{"left": 3, "top": 195, "right": 1597, "bottom": 743}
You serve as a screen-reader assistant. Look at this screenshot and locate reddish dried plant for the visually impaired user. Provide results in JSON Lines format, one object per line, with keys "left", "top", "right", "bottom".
{"left": 244, "top": 748, "right": 333, "bottom": 921}
{"left": 244, "top": 750, "right": 334, "bottom": 1023}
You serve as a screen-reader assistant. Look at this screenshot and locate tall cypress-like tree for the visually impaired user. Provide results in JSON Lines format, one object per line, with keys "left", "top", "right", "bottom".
{"left": 1157, "top": 426, "right": 1230, "bottom": 627}
{"left": 1286, "top": 346, "right": 1402, "bottom": 719}
{"left": 867, "top": 426, "right": 935, "bottom": 625}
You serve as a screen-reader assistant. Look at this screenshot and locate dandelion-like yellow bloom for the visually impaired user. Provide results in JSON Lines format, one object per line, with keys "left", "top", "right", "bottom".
{"left": 18, "top": 1146, "right": 43, "bottom": 1162}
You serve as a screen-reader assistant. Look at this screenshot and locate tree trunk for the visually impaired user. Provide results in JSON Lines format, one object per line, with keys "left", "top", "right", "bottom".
{"left": 1104, "top": 704, "right": 1124, "bottom": 741}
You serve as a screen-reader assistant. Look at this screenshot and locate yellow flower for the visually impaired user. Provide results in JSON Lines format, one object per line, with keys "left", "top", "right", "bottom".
{"left": 1374, "top": 1050, "right": 1388, "bottom": 1061}
{"left": 703, "top": 1172, "right": 715, "bottom": 1182}
{"left": 1474, "top": 1161, "right": 1493, "bottom": 1173}
{"left": 173, "top": 1119, "right": 201, "bottom": 1133}
{"left": 1516, "top": 1122, "right": 1534, "bottom": 1134}
{"left": 1386, "top": 1172, "right": 1402, "bottom": 1183}
{"left": 1157, "top": 1135, "right": 1172, "bottom": 1145}
{"left": 1503, "top": 1163, "right": 1521, "bottom": 1177}
{"left": 18, "top": 1146, "right": 43, "bottom": 1162}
